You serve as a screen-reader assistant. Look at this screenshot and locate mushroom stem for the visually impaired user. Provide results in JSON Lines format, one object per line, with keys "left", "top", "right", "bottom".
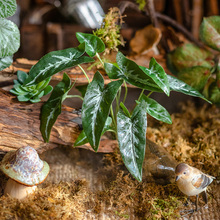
{"left": 4, "top": 178, "right": 37, "bottom": 200}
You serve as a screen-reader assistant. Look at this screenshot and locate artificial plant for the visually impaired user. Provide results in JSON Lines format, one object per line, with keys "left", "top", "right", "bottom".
{"left": 0, "top": 0, "right": 20, "bottom": 71}
{"left": 10, "top": 30, "right": 210, "bottom": 181}
{"left": 167, "top": 16, "right": 220, "bottom": 105}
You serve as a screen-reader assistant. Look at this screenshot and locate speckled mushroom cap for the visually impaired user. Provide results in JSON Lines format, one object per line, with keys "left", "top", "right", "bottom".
{"left": 0, "top": 146, "right": 50, "bottom": 186}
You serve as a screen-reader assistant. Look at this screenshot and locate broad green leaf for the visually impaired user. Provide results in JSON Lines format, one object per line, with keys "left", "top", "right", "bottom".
{"left": 0, "top": 18, "right": 20, "bottom": 58}
{"left": 74, "top": 117, "right": 112, "bottom": 147}
{"left": 168, "top": 75, "right": 211, "bottom": 103}
{"left": 140, "top": 95, "right": 172, "bottom": 124}
{"left": 139, "top": 57, "right": 170, "bottom": 96}
{"left": 36, "top": 77, "right": 51, "bottom": 91}
{"left": 177, "top": 66, "right": 211, "bottom": 91}
{"left": 0, "top": 55, "right": 12, "bottom": 70}
{"left": 0, "top": 0, "right": 17, "bottom": 18}
{"left": 43, "top": 85, "right": 53, "bottom": 96}
{"left": 17, "top": 70, "right": 28, "bottom": 84}
{"left": 166, "top": 43, "right": 214, "bottom": 74}
{"left": 76, "top": 32, "right": 105, "bottom": 57}
{"left": 75, "top": 84, "right": 88, "bottom": 98}
{"left": 24, "top": 43, "right": 94, "bottom": 86}
{"left": 200, "top": 16, "right": 220, "bottom": 51}
{"left": 117, "top": 100, "right": 147, "bottom": 182}
{"left": 105, "top": 52, "right": 163, "bottom": 92}
{"left": 40, "top": 73, "right": 73, "bottom": 142}
{"left": 82, "top": 71, "right": 123, "bottom": 151}
{"left": 209, "top": 85, "right": 220, "bottom": 104}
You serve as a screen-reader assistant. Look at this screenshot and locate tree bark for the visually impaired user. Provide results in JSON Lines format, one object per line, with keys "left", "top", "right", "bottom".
{"left": 0, "top": 89, "right": 117, "bottom": 154}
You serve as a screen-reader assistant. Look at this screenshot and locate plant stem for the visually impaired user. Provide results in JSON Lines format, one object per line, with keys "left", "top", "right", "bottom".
{"left": 137, "top": 89, "right": 145, "bottom": 102}
{"left": 110, "top": 105, "right": 117, "bottom": 137}
{"left": 78, "top": 64, "right": 90, "bottom": 83}
{"left": 96, "top": 52, "right": 104, "bottom": 67}
{"left": 146, "top": 91, "right": 153, "bottom": 98}
{"left": 123, "top": 80, "right": 128, "bottom": 103}
{"left": 66, "top": 95, "right": 84, "bottom": 101}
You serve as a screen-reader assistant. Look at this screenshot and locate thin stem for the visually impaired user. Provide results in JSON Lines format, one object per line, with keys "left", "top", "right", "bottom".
{"left": 123, "top": 80, "right": 128, "bottom": 103}
{"left": 146, "top": 91, "right": 153, "bottom": 98}
{"left": 115, "top": 87, "right": 121, "bottom": 118}
{"left": 66, "top": 95, "right": 84, "bottom": 101}
{"left": 78, "top": 64, "right": 90, "bottom": 83}
{"left": 96, "top": 52, "right": 104, "bottom": 67}
{"left": 110, "top": 105, "right": 117, "bottom": 137}
{"left": 137, "top": 89, "right": 145, "bottom": 102}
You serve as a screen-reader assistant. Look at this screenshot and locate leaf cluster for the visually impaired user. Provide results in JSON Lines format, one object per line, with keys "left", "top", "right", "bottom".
{"left": 10, "top": 31, "right": 209, "bottom": 181}
{"left": 0, "top": 0, "right": 20, "bottom": 71}
{"left": 167, "top": 16, "right": 220, "bottom": 105}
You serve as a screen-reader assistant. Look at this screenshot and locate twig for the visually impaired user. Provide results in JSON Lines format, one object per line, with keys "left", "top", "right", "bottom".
{"left": 192, "top": 0, "right": 203, "bottom": 39}
{"left": 146, "top": 0, "right": 158, "bottom": 27}
{"left": 118, "top": 1, "right": 204, "bottom": 48}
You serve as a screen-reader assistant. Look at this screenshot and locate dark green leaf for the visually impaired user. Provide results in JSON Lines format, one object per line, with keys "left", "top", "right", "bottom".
{"left": 40, "top": 73, "right": 73, "bottom": 142}
{"left": 76, "top": 32, "right": 105, "bottom": 57}
{"left": 82, "top": 71, "right": 123, "bottom": 151}
{"left": 0, "top": 18, "right": 20, "bottom": 58}
{"left": 24, "top": 43, "right": 94, "bottom": 86}
{"left": 177, "top": 66, "right": 212, "bottom": 91}
{"left": 139, "top": 57, "right": 170, "bottom": 96}
{"left": 140, "top": 95, "right": 172, "bottom": 124}
{"left": 43, "top": 85, "right": 53, "bottom": 96}
{"left": 105, "top": 52, "right": 163, "bottom": 92}
{"left": 166, "top": 43, "right": 214, "bottom": 74}
{"left": 117, "top": 100, "right": 147, "bottom": 182}
{"left": 0, "top": 0, "right": 17, "bottom": 18}
{"left": 200, "top": 16, "right": 220, "bottom": 51}
{"left": 168, "top": 75, "right": 211, "bottom": 103}
{"left": 75, "top": 84, "right": 88, "bottom": 98}
{"left": 74, "top": 117, "right": 112, "bottom": 147}
{"left": 0, "top": 56, "right": 13, "bottom": 70}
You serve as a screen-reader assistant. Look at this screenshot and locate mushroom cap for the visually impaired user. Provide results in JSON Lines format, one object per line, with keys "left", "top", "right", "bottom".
{"left": 0, "top": 146, "right": 49, "bottom": 186}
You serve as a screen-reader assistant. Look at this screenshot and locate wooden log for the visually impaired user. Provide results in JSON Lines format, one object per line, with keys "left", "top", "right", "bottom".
{"left": 0, "top": 89, "right": 117, "bottom": 154}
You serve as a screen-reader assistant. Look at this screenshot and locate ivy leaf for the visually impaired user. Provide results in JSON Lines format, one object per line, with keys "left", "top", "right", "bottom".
{"left": 74, "top": 117, "right": 112, "bottom": 147}
{"left": 117, "top": 100, "right": 147, "bottom": 182}
{"left": 139, "top": 57, "right": 170, "bottom": 96}
{"left": 0, "top": 0, "right": 17, "bottom": 18}
{"left": 82, "top": 71, "right": 123, "bottom": 151}
{"left": 168, "top": 75, "right": 211, "bottom": 103}
{"left": 76, "top": 32, "right": 105, "bottom": 57}
{"left": 0, "top": 56, "right": 13, "bottom": 71}
{"left": 177, "top": 66, "right": 212, "bottom": 91}
{"left": 166, "top": 43, "right": 214, "bottom": 74}
{"left": 24, "top": 43, "right": 94, "bottom": 86}
{"left": 40, "top": 73, "right": 73, "bottom": 142}
{"left": 0, "top": 18, "right": 20, "bottom": 58}
{"left": 140, "top": 95, "right": 172, "bottom": 124}
{"left": 105, "top": 52, "right": 162, "bottom": 92}
{"left": 200, "top": 16, "right": 220, "bottom": 51}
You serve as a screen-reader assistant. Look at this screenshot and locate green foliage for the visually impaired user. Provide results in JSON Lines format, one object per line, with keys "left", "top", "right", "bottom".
{"left": 0, "top": 0, "right": 20, "bottom": 70}
{"left": 10, "top": 71, "right": 53, "bottom": 103}
{"left": 11, "top": 30, "right": 209, "bottom": 181}
{"left": 167, "top": 15, "right": 220, "bottom": 104}
{"left": 135, "top": 0, "right": 147, "bottom": 11}
{"left": 93, "top": 7, "right": 125, "bottom": 54}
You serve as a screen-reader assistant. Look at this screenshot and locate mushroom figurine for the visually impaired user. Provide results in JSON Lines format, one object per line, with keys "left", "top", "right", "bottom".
{"left": 0, "top": 146, "right": 50, "bottom": 200}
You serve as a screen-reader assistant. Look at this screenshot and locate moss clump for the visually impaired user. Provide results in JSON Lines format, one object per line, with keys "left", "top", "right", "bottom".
{"left": 93, "top": 7, "right": 125, "bottom": 54}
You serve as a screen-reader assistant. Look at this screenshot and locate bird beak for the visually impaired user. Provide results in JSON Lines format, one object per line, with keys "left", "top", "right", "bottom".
{"left": 175, "top": 175, "right": 180, "bottom": 181}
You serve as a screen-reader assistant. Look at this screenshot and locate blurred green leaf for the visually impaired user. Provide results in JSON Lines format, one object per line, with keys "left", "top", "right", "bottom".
{"left": 0, "top": 18, "right": 20, "bottom": 58}
{"left": 166, "top": 43, "right": 214, "bottom": 74}
{"left": 82, "top": 71, "right": 123, "bottom": 151}
{"left": 76, "top": 32, "right": 105, "bottom": 57}
{"left": 0, "top": 0, "right": 17, "bottom": 18}
{"left": 177, "top": 66, "right": 212, "bottom": 91}
{"left": 117, "top": 100, "right": 147, "bottom": 182}
{"left": 200, "top": 16, "right": 220, "bottom": 51}
{"left": 0, "top": 56, "right": 13, "bottom": 70}
{"left": 40, "top": 73, "right": 73, "bottom": 142}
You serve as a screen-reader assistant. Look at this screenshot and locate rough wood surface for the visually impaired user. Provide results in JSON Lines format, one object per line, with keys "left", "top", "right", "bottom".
{"left": 0, "top": 89, "right": 117, "bottom": 154}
